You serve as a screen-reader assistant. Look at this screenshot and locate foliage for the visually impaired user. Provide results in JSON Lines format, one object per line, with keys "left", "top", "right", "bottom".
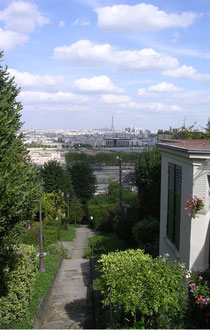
{"left": 97, "top": 250, "right": 187, "bottom": 329}
{"left": 135, "top": 148, "right": 161, "bottom": 220}
{"left": 88, "top": 201, "right": 116, "bottom": 232}
{"left": 0, "top": 52, "right": 40, "bottom": 284}
{"left": 108, "top": 181, "right": 119, "bottom": 203}
{"left": 186, "top": 270, "right": 210, "bottom": 328}
{"left": 70, "top": 161, "right": 96, "bottom": 204}
{"left": 132, "top": 217, "right": 159, "bottom": 244}
{"left": 65, "top": 151, "right": 139, "bottom": 165}
{"left": 36, "top": 191, "right": 66, "bottom": 224}
{"left": 84, "top": 233, "right": 126, "bottom": 259}
{"left": 40, "top": 160, "right": 73, "bottom": 194}
{"left": 184, "top": 195, "right": 205, "bottom": 219}
{"left": 25, "top": 141, "right": 57, "bottom": 148}
{"left": 59, "top": 225, "right": 77, "bottom": 241}
{"left": 0, "top": 244, "right": 38, "bottom": 328}
{"left": 175, "top": 122, "right": 210, "bottom": 140}
{"left": 68, "top": 196, "right": 84, "bottom": 224}
{"left": 46, "top": 243, "right": 68, "bottom": 258}
{"left": 10, "top": 254, "right": 61, "bottom": 329}
{"left": 132, "top": 217, "right": 159, "bottom": 257}
{"left": 21, "top": 226, "right": 61, "bottom": 248}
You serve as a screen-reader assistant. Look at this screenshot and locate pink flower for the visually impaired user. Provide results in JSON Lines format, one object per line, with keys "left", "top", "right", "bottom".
{"left": 195, "top": 215, "right": 199, "bottom": 218}
{"left": 203, "top": 197, "right": 205, "bottom": 199}
{"left": 199, "top": 276, "right": 203, "bottom": 280}
{"left": 188, "top": 213, "right": 191, "bottom": 216}
{"left": 205, "top": 319, "right": 209, "bottom": 324}
{"left": 196, "top": 300, "right": 200, "bottom": 304}
{"left": 184, "top": 207, "right": 188, "bottom": 210}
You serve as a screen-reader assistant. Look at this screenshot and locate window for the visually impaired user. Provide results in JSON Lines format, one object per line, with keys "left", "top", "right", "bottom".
{"left": 167, "top": 163, "right": 182, "bottom": 250}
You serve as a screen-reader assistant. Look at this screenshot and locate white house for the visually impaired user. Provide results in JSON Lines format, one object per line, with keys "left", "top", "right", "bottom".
{"left": 158, "top": 140, "right": 210, "bottom": 271}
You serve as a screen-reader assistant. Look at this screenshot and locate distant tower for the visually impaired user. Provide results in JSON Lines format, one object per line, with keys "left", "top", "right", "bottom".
{"left": 111, "top": 116, "right": 114, "bottom": 131}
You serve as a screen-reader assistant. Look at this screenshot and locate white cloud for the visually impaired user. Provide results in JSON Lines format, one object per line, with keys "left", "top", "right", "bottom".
{"left": 0, "top": 1, "right": 49, "bottom": 50}
{"left": 95, "top": 4, "right": 198, "bottom": 32}
{"left": 54, "top": 40, "right": 179, "bottom": 71}
{"left": 9, "top": 69, "right": 70, "bottom": 91}
{"left": 125, "top": 102, "right": 181, "bottom": 112}
{"left": 163, "top": 65, "right": 210, "bottom": 81}
{"left": 19, "top": 91, "right": 90, "bottom": 104}
{"left": 74, "top": 75, "right": 124, "bottom": 93}
{"left": 72, "top": 18, "right": 90, "bottom": 26}
{"left": 100, "top": 94, "right": 131, "bottom": 104}
{"left": 0, "top": 1, "right": 49, "bottom": 33}
{"left": 138, "top": 82, "right": 182, "bottom": 97}
{"left": 0, "top": 28, "right": 28, "bottom": 51}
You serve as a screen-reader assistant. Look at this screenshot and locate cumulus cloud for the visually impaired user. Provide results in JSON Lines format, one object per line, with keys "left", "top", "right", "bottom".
{"left": 19, "top": 91, "right": 90, "bottom": 104}
{"left": 74, "top": 75, "right": 124, "bottom": 93}
{"left": 0, "top": 1, "right": 49, "bottom": 50}
{"left": 163, "top": 65, "right": 210, "bottom": 81}
{"left": 138, "top": 82, "right": 182, "bottom": 97}
{"left": 9, "top": 69, "right": 70, "bottom": 91}
{"left": 72, "top": 18, "right": 90, "bottom": 26}
{"left": 95, "top": 3, "right": 198, "bottom": 32}
{"left": 125, "top": 101, "right": 181, "bottom": 112}
{"left": 54, "top": 40, "right": 179, "bottom": 71}
{"left": 0, "top": 28, "right": 28, "bottom": 51}
{"left": 100, "top": 94, "right": 131, "bottom": 104}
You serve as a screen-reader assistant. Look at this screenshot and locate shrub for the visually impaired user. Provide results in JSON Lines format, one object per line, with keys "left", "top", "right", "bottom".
{"left": 84, "top": 233, "right": 126, "bottom": 259}
{"left": 46, "top": 243, "right": 68, "bottom": 258}
{"left": 0, "top": 244, "right": 38, "bottom": 328}
{"left": 97, "top": 249, "right": 187, "bottom": 329}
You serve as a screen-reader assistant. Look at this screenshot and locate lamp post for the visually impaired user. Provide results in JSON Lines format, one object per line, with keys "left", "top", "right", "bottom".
{"left": 74, "top": 199, "right": 76, "bottom": 225}
{"left": 117, "top": 155, "right": 122, "bottom": 209}
{"left": 39, "top": 183, "right": 46, "bottom": 273}
{"left": 66, "top": 192, "right": 70, "bottom": 228}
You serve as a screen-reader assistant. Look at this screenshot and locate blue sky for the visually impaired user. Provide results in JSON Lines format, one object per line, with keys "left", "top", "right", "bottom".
{"left": 1, "top": 0, "right": 210, "bottom": 131}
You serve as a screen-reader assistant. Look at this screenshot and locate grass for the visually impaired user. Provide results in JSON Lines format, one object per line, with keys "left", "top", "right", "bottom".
{"left": 84, "top": 232, "right": 126, "bottom": 259}
{"left": 9, "top": 254, "right": 61, "bottom": 329}
{"left": 59, "top": 224, "right": 79, "bottom": 241}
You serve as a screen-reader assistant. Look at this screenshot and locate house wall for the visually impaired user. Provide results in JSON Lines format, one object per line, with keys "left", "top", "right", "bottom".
{"left": 190, "top": 160, "right": 210, "bottom": 271}
{"left": 159, "top": 149, "right": 210, "bottom": 271}
{"left": 159, "top": 151, "right": 193, "bottom": 269}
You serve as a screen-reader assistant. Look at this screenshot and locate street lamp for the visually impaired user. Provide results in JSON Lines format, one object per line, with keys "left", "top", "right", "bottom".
{"left": 117, "top": 155, "right": 122, "bottom": 208}
{"left": 39, "top": 183, "right": 46, "bottom": 273}
{"left": 66, "top": 192, "right": 70, "bottom": 228}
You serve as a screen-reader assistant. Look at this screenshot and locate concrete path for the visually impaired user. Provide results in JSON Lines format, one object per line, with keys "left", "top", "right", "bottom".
{"left": 40, "top": 226, "right": 94, "bottom": 329}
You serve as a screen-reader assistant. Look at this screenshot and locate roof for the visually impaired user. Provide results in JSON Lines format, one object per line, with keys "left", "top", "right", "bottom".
{"left": 157, "top": 139, "right": 210, "bottom": 153}
{"left": 122, "top": 172, "right": 136, "bottom": 184}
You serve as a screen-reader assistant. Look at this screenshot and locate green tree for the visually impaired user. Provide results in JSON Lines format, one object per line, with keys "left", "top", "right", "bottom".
{"left": 70, "top": 161, "right": 96, "bottom": 204}
{"left": 0, "top": 52, "right": 40, "bottom": 290}
{"left": 135, "top": 148, "right": 161, "bottom": 220}
{"left": 40, "top": 160, "right": 73, "bottom": 194}
{"left": 108, "top": 181, "right": 119, "bottom": 203}
{"left": 69, "top": 197, "right": 84, "bottom": 224}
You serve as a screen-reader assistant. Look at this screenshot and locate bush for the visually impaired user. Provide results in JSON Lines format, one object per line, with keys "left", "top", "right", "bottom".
{"left": 132, "top": 217, "right": 159, "bottom": 256}
{"left": 97, "top": 249, "right": 187, "bottom": 329}
{"left": 21, "top": 226, "right": 61, "bottom": 249}
{"left": 0, "top": 244, "right": 38, "bottom": 328}
{"left": 84, "top": 233, "right": 126, "bottom": 259}
{"left": 46, "top": 243, "right": 68, "bottom": 258}
{"left": 88, "top": 203, "right": 115, "bottom": 232}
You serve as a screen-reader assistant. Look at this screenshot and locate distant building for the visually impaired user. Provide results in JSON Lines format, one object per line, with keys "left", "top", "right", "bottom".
{"left": 104, "top": 138, "right": 130, "bottom": 147}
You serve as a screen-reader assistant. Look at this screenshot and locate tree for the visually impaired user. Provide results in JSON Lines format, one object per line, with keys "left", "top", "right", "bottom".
{"left": 108, "top": 181, "right": 119, "bottom": 203}
{"left": 135, "top": 148, "right": 161, "bottom": 220}
{"left": 69, "top": 197, "right": 84, "bottom": 224}
{"left": 70, "top": 161, "right": 96, "bottom": 204}
{"left": 0, "top": 52, "right": 40, "bottom": 290}
{"left": 40, "top": 160, "right": 73, "bottom": 194}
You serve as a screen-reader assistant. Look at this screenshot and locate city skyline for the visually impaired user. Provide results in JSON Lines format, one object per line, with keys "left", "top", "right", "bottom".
{"left": 1, "top": 0, "right": 210, "bottom": 130}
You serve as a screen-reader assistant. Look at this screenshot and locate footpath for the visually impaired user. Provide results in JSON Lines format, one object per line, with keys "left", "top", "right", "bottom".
{"left": 40, "top": 225, "right": 94, "bottom": 329}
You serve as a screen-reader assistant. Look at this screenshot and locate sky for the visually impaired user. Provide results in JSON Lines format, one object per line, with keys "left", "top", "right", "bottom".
{"left": 1, "top": 0, "right": 210, "bottom": 131}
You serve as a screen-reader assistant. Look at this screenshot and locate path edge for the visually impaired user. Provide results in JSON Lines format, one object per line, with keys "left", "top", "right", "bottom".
{"left": 33, "top": 257, "right": 63, "bottom": 329}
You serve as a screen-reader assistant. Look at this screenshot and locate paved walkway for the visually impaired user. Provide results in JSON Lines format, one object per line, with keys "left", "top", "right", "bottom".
{"left": 40, "top": 226, "right": 94, "bottom": 329}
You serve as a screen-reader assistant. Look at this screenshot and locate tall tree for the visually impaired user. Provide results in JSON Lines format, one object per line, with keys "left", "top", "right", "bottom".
{"left": 40, "top": 160, "right": 73, "bottom": 194}
{"left": 70, "top": 161, "right": 96, "bottom": 204}
{"left": 0, "top": 52, "right": 40, "bottom": 288}
{"left": 135, "top": 148, "right": 161, "bottom": 220}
